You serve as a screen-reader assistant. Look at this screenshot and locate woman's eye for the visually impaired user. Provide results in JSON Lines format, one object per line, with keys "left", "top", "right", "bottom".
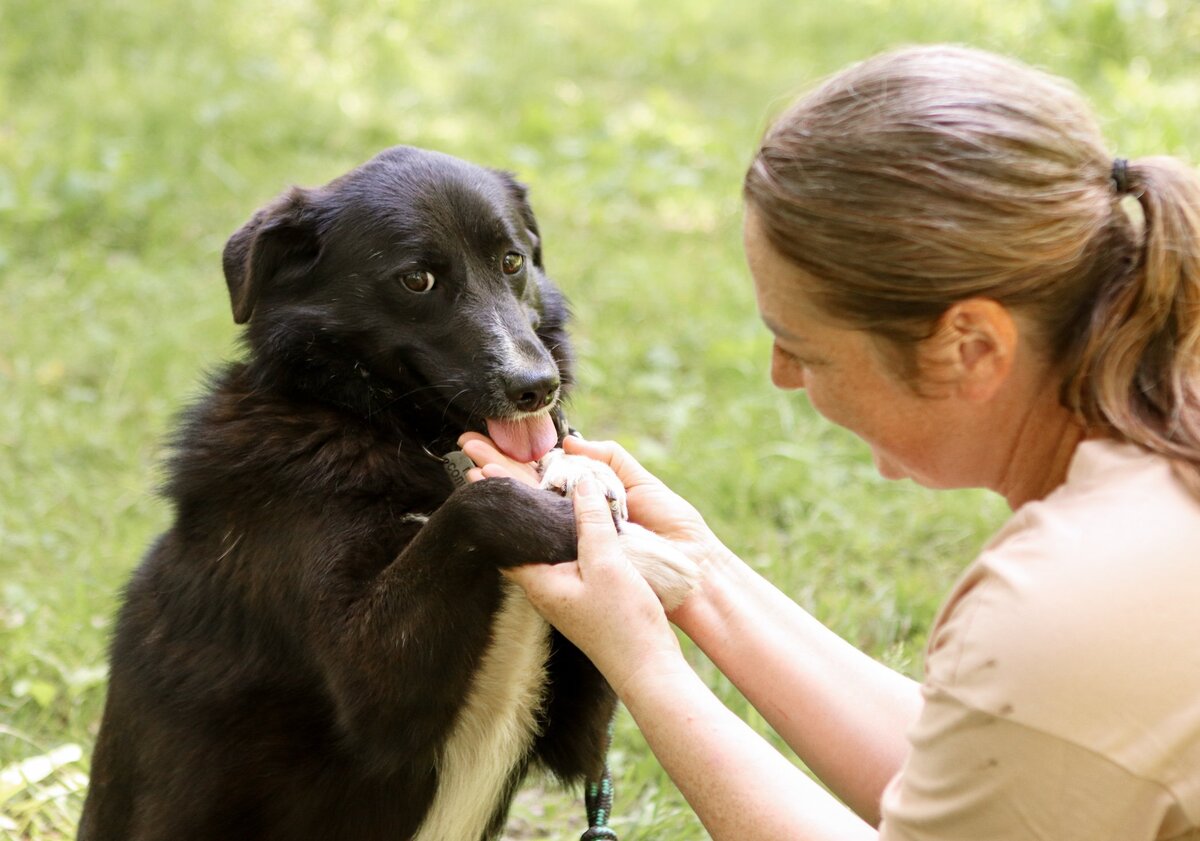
{"left": 501, "top": 252, "right": 525, "bottom": 275}
{"left": 779, "top": 344, "right": 820, "bottom": 368}
{"left": 400, "top": 270, "right": 435, "bottom": 293}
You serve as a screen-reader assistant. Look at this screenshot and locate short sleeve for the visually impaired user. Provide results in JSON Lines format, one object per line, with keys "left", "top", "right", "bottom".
{"left": 878, "top": 684, "right": 1182, "bottom": 841}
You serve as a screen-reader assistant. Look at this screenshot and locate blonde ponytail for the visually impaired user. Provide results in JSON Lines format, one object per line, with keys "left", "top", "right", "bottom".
{"left": 1065, "top": 157, "right": 1200, "bottom": 495}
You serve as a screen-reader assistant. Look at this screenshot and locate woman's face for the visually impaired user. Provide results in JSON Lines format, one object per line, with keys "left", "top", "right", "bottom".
{"left": 743, "top": 210, "right": 971, "bottom": 488}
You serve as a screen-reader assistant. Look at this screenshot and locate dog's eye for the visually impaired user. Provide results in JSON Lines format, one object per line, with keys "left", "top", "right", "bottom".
{"left": 501, "top": 252, "right": 525, "bottom": 275}
{"left": 399, "top": 270, "right": 436, "bottom": 293}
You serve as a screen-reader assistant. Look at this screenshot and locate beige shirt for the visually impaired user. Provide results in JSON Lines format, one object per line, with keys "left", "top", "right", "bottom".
{"left": 879, "top": 440, "right": 1200, "bottom": 840}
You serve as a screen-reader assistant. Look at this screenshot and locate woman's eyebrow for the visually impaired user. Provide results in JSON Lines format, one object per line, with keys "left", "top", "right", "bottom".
{"left": 761, "top": 315, "right": 807, "bottom": 344}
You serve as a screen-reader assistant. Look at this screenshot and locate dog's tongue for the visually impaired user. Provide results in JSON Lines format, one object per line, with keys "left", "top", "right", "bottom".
{"left": 486, "top": 415, "right": 558, "bottom": 464}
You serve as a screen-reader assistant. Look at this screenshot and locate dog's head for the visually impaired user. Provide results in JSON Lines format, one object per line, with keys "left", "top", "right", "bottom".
{"left": 222, "top": 146, "right": 572, "bottom": 462}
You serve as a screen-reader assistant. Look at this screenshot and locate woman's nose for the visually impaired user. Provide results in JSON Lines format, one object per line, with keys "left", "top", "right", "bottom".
{"left": 770, "top": 344, "right": 806, "bottom": 390}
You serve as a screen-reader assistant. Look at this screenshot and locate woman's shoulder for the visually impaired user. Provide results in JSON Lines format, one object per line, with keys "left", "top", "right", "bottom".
{"left": 922, "top": 438, "right": 1200, "bottom": 782}
{"left": 940, "top": 439, "right": 1200, "bottom": 625}
{"left": 1001, "top": 437, "right": 1200, "bottom": 558}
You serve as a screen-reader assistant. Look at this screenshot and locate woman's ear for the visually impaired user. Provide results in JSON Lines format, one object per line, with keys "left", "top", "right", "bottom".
{"left": 921, "top": 298, "right": 1019, "bottom": 401}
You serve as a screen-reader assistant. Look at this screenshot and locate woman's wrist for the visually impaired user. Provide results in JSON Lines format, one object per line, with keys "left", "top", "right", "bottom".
{"left": 668, "top": 540, "right": 749, "bottom": 639}
{"left": 604, "top": 642, "right": 696, "bottom": 702}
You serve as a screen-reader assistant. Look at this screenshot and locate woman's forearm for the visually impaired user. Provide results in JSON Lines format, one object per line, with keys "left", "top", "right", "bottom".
{"left": 671, "top": 546, "right": 922, "bottom": 825}
{"left": 618, "top": 651, "right": 878, "bottom": 841}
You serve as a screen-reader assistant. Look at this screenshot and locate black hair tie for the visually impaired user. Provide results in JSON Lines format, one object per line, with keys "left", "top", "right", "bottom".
{"left": 1111, "top": 157, "right": 1131, "bottom": 195}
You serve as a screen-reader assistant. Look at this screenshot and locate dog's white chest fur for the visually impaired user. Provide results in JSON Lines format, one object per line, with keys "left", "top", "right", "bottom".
{"left": 413, "top": 581, "right": 550, "bottom": 841}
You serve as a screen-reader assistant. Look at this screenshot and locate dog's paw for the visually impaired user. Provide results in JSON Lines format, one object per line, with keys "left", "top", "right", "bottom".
{"left": 537, "top": 449, "right": 628, "bottom": 522}
{"left": 618, "top": 524, "right": 702, "bottom": 611}
{"left": 537, "top": 449, "right": 700, "bottom": 610}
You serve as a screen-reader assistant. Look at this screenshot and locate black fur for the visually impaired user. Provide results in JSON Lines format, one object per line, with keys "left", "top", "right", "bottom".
{"left": 79, "top": 147, "right": 616, "bottom": 841}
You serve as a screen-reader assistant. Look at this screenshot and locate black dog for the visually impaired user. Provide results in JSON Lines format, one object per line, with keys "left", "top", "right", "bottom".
{"left": 79, "top": 147, "right": 627, "bottom": 841}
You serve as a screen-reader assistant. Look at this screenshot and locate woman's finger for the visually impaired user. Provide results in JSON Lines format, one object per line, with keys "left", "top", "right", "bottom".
{"left": 572, "top": 477, "right": 625, "bottom": 575}
{"left": 458, "top": 432, "right": 541, "bottom": 486}
{"left": 563, "top": 437, "right": 657, "bottom": 488}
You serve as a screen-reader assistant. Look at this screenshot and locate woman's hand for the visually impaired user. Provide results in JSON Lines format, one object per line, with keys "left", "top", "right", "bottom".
{"left": 500, "top": 476, "right": 686, "bottom": 695}
{"left": 457, "top": 432, "right": 731, "bottom": 619}
{"left": 555, "top": 437, "right": 727, "bottom": 573}
{"left": 459, "top": 433, "right": 727, "bottom": 570}
{"left": 457, "top": 432, "right": 542, "bottom": 487}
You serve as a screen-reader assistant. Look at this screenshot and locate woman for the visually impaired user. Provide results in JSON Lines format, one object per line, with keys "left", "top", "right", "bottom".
{"left": 462, "top": 45, "right": 1200, "bottom": 839}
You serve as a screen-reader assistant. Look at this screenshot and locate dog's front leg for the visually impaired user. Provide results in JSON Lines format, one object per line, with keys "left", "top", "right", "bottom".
{"left": 313, "top": 478, "right": 576, "bottom": 777}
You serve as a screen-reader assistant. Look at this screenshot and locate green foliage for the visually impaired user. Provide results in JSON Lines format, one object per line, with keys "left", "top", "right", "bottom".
{"left": 2, "top": 0, "right": 1197, "bottom": 837}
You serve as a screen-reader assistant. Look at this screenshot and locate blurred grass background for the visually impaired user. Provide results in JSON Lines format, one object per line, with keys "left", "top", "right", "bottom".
{"left": 1, "top": 0, "right": 1197, "bottom": 837}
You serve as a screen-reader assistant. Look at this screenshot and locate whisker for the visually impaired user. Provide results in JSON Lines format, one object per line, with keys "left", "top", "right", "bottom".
{"left": 439, "top": 389, "right": 471, "bottom": 427}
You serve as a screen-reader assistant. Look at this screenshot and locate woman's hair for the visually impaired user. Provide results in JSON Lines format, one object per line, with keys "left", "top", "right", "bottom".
{"left": 744, "top": 45, "right": 1200, "bottom": 497}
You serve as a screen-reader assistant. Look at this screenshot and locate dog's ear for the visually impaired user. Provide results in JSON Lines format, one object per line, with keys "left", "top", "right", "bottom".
{"left": 496, "top": 171, "right": 543, "bottom": 269}
{"left": 222, "top": 187, "right": 321, "bottom": 324}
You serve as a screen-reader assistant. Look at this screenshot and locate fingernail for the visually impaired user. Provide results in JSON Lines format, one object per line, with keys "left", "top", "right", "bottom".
{"left": 576, "top": 477, "right": 600, "bottom": 497}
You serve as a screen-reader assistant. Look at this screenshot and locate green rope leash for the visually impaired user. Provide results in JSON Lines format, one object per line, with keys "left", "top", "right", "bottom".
{"left": 580, "top": 719, "right": 619, "bottom": 841}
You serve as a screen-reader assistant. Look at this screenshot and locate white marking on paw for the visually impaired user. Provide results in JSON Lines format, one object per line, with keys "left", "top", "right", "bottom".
{"left": 537, "top": 449, "right": 699, "bottom": 610}
{"left": 617, "top": 523, "right": 701, "bottom": 611}
{"left": 538, "top": 449, "right": 627, "bottom": 521}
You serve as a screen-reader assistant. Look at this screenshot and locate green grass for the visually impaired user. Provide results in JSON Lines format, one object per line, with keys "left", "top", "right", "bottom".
{"left": 2, "top": 0, "right": 1198, "bottom": 837}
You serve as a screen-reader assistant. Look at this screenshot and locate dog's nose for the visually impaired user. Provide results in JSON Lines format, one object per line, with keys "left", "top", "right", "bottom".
{"left": 504, "top": 370, "right": 560, "bottom": 413}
